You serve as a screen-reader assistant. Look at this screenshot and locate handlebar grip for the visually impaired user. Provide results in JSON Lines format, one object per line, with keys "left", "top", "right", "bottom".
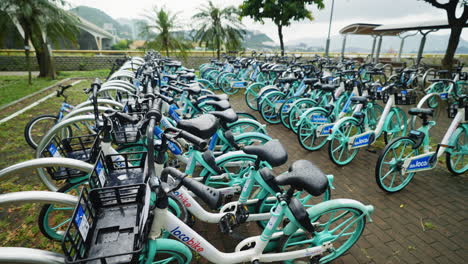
{"left": 179, "top": 130, "right": 207, "bottom": 150}
{"left": 157, "top": 93, "right": 174, "bottom": 105}
{"left": 115, "top": 112, "right": 140, "bottom": 124}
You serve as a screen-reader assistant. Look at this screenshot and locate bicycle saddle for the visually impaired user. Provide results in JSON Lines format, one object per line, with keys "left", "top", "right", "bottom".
{"left": 303, "top": 78, "right": 319, "bottom": 85}
{"left": 314, "top": 83, "right": 339, "bottom": 92}
{"left": 408, "top": 108, "right": 434, "bottom": 116}
{"left": 176, "top": 114, "right": 219, "bottom": 139}
{"left": 210, "top": 108, "right": 238, "bottom": 124}
{"left": 350, "top": 96, "right": 368, "bottom": 104}
{"left": 197, "top": 94, "right": 229, "bottom": 102}
{"left": 183, "top": 85, "right": 201, "bottom": 95}
{"left": 243, "top": 140, "right": 288, "bottom": 167}
{"left": 179, "top": 73, "right": 196, "bottom": 81}
{"left": 203, "top": 100, "right": 231, "bottom": 111}
{"left": 274, "top": 160, "right": 328, "bottom": 196}
{"left": 278, "top": 77, "right": 297, "bottom": 84}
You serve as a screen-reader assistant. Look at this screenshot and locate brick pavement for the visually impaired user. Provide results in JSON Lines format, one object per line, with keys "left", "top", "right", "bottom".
{"left": 193, "top": 93, "right": 468, "bottom": 264}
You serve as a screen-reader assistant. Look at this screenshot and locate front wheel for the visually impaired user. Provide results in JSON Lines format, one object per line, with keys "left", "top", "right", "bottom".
{"left": 259, "top": 92, "right": 285, "bottom": 124}
{"left": 328, "top": 120, "right": 362, "bottom": 166}
{"left": 245, "top": 83, "right": 264, "bottom": 110}
{"left": 446, "top": 127, "right": 468, "bottom": 175}
{"left": 297, "top": 110, "right": 331, "bottom": 151}
{"left": 25, "top": 114, "right": 68, "bottom": 149}
{"left": 375, "top": 137, "right": 419, "bottom": 193}
{"left": 277, "top": 206, "right": 366, "bottom": 264}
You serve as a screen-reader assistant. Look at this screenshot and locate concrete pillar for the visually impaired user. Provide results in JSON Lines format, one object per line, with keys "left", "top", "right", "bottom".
{"left": 375, "top": 35, "right": 383, "bottom": 63}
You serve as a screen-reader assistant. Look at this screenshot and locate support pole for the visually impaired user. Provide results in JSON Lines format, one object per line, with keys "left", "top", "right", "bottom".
{"left": 341, "top": 34, "right": 347, "bottom": 59}
{"left": 375, "top": 35, "right": 383, "bottom": 63}
{"left": 416, "top": 30, "right": 437, "bottom": 66}
{"left": 324, "top": 0, "right": 335, "bottom": 57}
{"left": 398, "top": 38, "right": 405, "bottom": 62}
{"left": 370, "top": 36, "right": 377, "bottom": 62}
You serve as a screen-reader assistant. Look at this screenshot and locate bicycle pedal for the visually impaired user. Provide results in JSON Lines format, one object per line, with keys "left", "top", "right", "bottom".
{"left": 235, "top": 204, "right": 250, "bottom": 224}
{"left": 219, "top": 213, "right": 236, "bottom": 234}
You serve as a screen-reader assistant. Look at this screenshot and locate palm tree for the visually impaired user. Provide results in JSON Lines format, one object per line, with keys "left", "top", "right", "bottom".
{"left": 192, "top": 1, "right": 245, "bottom": 59}
{"left": 0, "top": 0, "right": 79, "bottom": 79}
{"left": 141, "top": 7, "right": 190, "bottom": 57}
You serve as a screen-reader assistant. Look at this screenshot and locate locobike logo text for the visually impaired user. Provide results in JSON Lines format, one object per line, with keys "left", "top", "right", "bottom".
{"left": 407, "top": 155, "right": 431, "bottom": 171}
{"left": 171, "top": 226, "right": 204, "bottom": 252}
{"left": 320, "top": 124, "right": 334, "bottom": 135}
{"left": 352, "top": 134, "right": 371, "bottom": 147}
{"left": 311, "top": 115, "right": 327, "bottom": 123}
{"left": 172, "top": 191, "right": 191, "bottom": 207}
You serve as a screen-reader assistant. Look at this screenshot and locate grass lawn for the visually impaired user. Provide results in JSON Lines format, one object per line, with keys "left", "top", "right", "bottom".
{"left": 0, "top": 69, "right": 109, "bottom": 107}
{"left": 0, "top": 80, "right": 92, "bottom": 252}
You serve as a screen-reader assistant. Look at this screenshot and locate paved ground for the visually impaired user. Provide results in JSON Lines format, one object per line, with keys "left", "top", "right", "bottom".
{"left": 193, "top": 93, "right": 468, "bottom": 264}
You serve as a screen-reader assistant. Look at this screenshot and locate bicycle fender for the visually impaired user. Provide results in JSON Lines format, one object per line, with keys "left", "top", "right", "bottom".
{"left": 258, "top": 91, "right": 285, "bottom": 106}
{"left": 228, "top": 119, "right": 267, "bottom": 134}
{"left": 282, "top": 199, "right": 374, "bottom": 236}
{"left": 233, "top": 132, "right": 272, "bottom": 143}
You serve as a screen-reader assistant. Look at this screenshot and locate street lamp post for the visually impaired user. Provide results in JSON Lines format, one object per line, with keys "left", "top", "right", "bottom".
{"left": 324, "top": 0, "right": 335, "bottom": 57}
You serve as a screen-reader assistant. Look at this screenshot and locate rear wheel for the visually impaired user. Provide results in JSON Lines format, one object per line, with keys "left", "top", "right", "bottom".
{"left": 375, "top": 137, "right": 418, "bottom": 193}
{"left": 278, "top": 206, "right": 366, "bottom": 264}
{"left": 279, "top": 96, "right": 301, "bottom": 129}
{"left": 446, "top": 127, "right": 468, "bottom": 175}
{"left": 288, "top": 99, "right": 317, "bottom": 134}
{"left": 245, "top": 83, "right": 264, "bottom": 110}
{"left": 25, "top": 115, "right": 71, "bottom": 149}
{"left": 259, "top": 92, "right": 285, "bottom": 124}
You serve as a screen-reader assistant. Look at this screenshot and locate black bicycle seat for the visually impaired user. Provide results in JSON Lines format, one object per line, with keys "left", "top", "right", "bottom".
{"left": 197, "top": 94, "right": 229, "bottom": 102}
{"left": 183, "top": 85, "right": 201, "bottom": 95}
{"left": 315, "top": 83, "right": 339, "bottom": 92}
{"left": 408, "top": 108, "right": 434, "bottom": 116}
{"left": 243, "top": 140, "right": 288, "bottom": 167}
{"left": 176, "top": 114, "right": 219, "bottom": 139}
{"left": 350, "top": 96, "right": 368, "bottom": 104}
{"left": 210, "top": 108, "right": 238, "bottom": 124}
{"left": 203, "top": 100, "right": 231, "bottom": 111}
{"left": 303, "top": 78, "right": 319, "bottom": 85}
{"left": 274, "top": 160, "right": 328, "bottom": 196}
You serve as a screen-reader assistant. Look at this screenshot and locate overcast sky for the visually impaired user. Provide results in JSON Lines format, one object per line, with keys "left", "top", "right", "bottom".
{"left": 67, "top": 0, "right": 467, "bottom": 43}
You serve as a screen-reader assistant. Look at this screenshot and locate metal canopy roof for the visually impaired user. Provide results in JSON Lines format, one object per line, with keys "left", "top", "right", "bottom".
{"left": 374, "top": 18, "right": 468, "bottom": 33}
{"left": 339, "top": 23, "right": 401, "bottom": 36}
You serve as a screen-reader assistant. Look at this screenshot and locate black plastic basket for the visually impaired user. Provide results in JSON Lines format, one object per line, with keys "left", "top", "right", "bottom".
{"left": 89, "top": 151, "right": 147, "bottom": 189}
{"left": 111, "top": 123, "right": 141, "bottom": 144}
{"left": 62, "top": 184, "right": 150, "bottom": 264}
{"left": 395, "top": 89, "right": 417, "bottom": 105}
{"left": 41, "top": 134, "right": 100, "bottom": 180}
{"left": 447, "top": 102, "right": 458, "bottom": 118}
{"left": 369, "top": 85, "right": 384, "bottom": 100}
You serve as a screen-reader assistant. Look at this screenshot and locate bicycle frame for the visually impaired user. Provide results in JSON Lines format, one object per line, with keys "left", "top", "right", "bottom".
{"left": 401, "top": 106, "right": 466, "bottom": 173}
{"left": 152, "top": 198, "right": 331, "bottom": 264}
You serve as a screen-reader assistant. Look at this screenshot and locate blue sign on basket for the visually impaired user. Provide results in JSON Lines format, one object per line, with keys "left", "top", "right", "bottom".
{"left": 74, "top": 205, "right": 90, "bottom": 239}
{"left": 440, "top": 92, "right": 448, "bottom": 99}
{"left": 48, "top": 143, "right": 61, "bottom": 158}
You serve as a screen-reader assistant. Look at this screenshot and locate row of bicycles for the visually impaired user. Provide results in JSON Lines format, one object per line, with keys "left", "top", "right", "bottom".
{"left": 203, "top": 53, "right": 467, "bottom": 193}
{"left": 0, "top": 52, "right": 374, "bottom": 264}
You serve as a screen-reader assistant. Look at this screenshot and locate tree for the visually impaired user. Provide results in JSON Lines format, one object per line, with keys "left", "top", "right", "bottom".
{"left": 0, "top": 0, "right": 79, "bottom": 79}
{"left": 193, "top": 1, "right": 245, "bottom": 59}
{"left": 240, "top": 0, "right": 324, "bottom": 56}
{"left": 141, "top": 7, "right": 190, "bottom": 57}
{"left": 422, "top": 0, "right": 468, "bottom": 69}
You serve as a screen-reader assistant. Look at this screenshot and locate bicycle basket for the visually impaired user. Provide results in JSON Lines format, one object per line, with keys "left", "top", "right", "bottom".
{"left": 369, "top": 85, "right": 384, "bottom": 100}
{"left": 447, "top": 102, "right": 458, "bottom": 118}
{"left": 41, "top": 134, "right": 100, "bottom": 180}
{"left": 111, "top": 122, "right": 141, "bottom": 144}
{"left": 89, "top": 151, "right": 147, "bottom": 189}
{"left": 395, "top": 89, "right": 417, "bottom": 105}
{"left": 62, "top": 184, "right": 150, "bottom": 264}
